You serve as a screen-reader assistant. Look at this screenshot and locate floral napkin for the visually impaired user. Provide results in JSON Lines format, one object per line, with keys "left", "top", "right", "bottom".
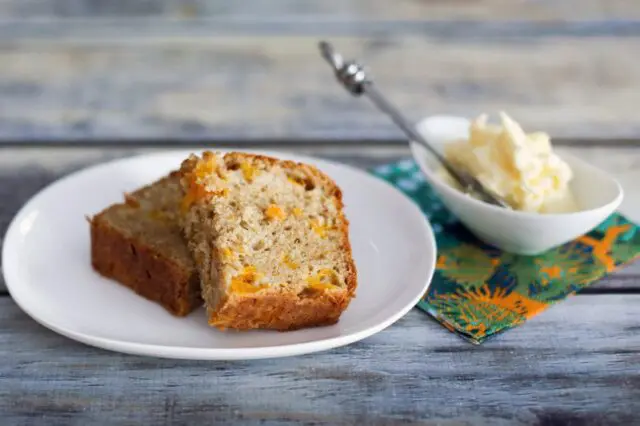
{"left": 372, "top": 159, "right": 640, "bottom": 344}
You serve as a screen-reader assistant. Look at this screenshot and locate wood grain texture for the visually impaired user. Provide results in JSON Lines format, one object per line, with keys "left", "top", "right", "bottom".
{"left": 1, "top": 145, "right": 639, "bottom": 295}
{"left": 1, "top": 1, "right": 640, "bottom": 141}
{"left": 0, "top": 295, "right": 638, "bottom": 425}
{"left": 2, "top": 37, "right": 640, "bottom": 142}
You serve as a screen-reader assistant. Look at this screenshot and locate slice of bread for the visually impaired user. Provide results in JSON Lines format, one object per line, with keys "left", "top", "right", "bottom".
{"left": 179, "top": 151, "right": 357, "bottom": 331}
{"left": 89, "top": 172, "right": 202, "bottom": 317}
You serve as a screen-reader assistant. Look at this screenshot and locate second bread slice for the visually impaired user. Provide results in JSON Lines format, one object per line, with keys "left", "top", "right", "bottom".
{"left": 179, "top": 151, "right": 357, "bottom": 331}
{"left": 89, "top": 172, "right": 202, "bottom": 316}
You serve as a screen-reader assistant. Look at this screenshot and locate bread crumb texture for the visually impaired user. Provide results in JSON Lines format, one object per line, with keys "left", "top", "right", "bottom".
{"left": 180, "top": 151, "right": 357, "bottom": 330}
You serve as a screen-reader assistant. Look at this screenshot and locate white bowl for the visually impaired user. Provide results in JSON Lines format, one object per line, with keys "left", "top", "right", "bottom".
{"left": 410, "top": 115, "right": 624, "bottom": 255}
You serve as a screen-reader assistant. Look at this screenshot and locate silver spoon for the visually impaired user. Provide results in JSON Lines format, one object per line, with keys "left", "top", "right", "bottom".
{"left": 318, "top": 40, "right": 510, "bottom": 209}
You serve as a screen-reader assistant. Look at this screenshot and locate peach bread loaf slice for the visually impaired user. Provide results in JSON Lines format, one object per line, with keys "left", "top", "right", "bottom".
{"left": 179, "top": 151, "right": 357, "bottom": 330}
{"left": 89, "top": 171, "right": 202, "bottom": 316}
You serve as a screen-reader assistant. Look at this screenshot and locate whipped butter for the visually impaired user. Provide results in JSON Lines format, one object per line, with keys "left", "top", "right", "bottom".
{"left": 441, "top": 112, "right": 577, "bottom": 213}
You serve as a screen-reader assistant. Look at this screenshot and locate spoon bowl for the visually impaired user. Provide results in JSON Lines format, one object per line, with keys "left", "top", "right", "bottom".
{"left": 410, "top": 115, "right": 624, "bottom": 255}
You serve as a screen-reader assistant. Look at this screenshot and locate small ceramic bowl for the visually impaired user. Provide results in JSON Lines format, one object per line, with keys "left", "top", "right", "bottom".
{"left": 410, "top": 115, "right": 624, "bottom": 255}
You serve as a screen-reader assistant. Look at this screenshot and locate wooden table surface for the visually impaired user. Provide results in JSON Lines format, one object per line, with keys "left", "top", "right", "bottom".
{"left": 1, "top": 143, "right": 639, "bottom": 425}
{"left": 2, "top": 1, "right": 640, "bottom": 424}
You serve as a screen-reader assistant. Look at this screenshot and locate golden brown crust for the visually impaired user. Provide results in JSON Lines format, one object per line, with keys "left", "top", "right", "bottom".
{"left": 179, "top": 151, "right": 358, "bottom": 331}
{"left": 210, "top": 289, "right": 351, "bottom": 331}
{"left": 89, "top": 174, "right": 202, "bottom": 317}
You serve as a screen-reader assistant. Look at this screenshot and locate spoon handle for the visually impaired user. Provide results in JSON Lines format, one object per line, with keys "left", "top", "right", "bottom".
{"left": 364, "top": 84, "right": 455, "bottom": 175}
{"left": 318, "top": 41, "right": 509, "bottom": 208}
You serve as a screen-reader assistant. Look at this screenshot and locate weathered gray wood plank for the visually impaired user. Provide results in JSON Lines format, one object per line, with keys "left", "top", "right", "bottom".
{"left": 2, "top": 36, "right": 640, "bottom": 142}
{"left": 2, "top": 0, "right": 640, "bottom": 142}
{"left": 1, "top": 145, "right": 639, "bottom": 295}
{"left": 5, "top": 18, "right": 640, "bottom": 40}
{"left": 0, "top": 295, "right": 638, "bottom": 425}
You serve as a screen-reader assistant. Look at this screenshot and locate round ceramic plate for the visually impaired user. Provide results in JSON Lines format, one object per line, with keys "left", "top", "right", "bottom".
{"left": 3, "top": 150, "right": 436, "bottom": 360}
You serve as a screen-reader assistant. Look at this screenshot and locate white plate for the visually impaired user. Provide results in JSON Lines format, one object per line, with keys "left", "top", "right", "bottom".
{"left": 3, "top": 150, "right": 436, "bottom": 360}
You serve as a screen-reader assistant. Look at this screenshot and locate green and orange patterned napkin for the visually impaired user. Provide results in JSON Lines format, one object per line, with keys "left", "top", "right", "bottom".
{"left": 372, "top": 159, "right": 640, "bottom": 344}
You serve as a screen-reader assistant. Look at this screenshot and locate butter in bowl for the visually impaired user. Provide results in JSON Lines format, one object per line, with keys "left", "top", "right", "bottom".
{"left": 410, "top": 113, "right": 623, "bottom": 255}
